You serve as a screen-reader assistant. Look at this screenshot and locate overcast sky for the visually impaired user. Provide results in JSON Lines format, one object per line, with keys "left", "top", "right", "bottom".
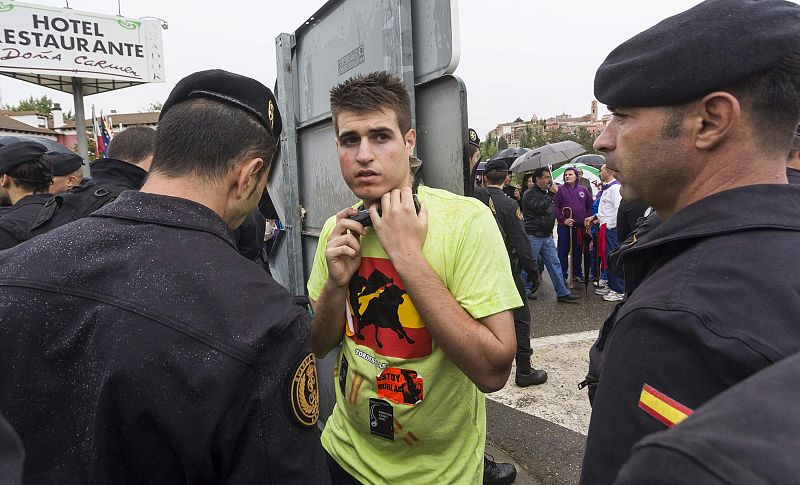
{"left": 1, "top": 0, "right": 790, "bottom": 138}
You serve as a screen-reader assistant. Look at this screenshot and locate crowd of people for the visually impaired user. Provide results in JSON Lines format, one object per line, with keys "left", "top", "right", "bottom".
{"left": 0, "top": 0, "right": 798, "bottom": 484}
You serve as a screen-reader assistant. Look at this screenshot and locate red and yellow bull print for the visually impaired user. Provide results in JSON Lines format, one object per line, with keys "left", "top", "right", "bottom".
{"left": 346, "top": 257, "right": 432, "bottom": 359}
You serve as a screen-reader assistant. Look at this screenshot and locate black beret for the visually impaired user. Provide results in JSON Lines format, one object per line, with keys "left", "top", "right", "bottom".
{"left": 484, "top": 159, "right": 509, "bottom": 173}
{"left": 160, "top": 69, "right": 282, "bottom": 141}
{"left": 468, "top": 128, "right": 480, "bottom": 148}
{"left": 0, "top": 141, "right": 47, "bottom": 174}
{"left": 595, "top": 0, "right": 800, "bottom": 107}
{"left": 44, "top": 152, "right": 84, "bottom": 176}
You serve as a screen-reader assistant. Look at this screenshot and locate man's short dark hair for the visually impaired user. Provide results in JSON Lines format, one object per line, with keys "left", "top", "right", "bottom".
{"left": 726, "top": 51, "right": 800, "bottom": 153}
{"left": 484, "top": 170, "right": 508, "bottom": 185}
{"left": 8, "top": 160, "right": 52, "bottom": 193}
{"left": 532, "top": 167, "right": 551, "bottom": 179}
{"left": 330, "top": 71, "right": 412, "bottom": 135}
{"left": 150, "top": 98, "right": 276, "bottom": 181}
{"left": 107, "top": 126, "right": 156, "bottom": 165}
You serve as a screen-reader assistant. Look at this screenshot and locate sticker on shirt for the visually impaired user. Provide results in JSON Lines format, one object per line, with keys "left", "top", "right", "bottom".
{"left": 377, "top": 368, "right": 424, "bottom": 406}
{"left": 579, "top": 192, "right": 586, "bottom": 198}
{"left": 638, "top": 383, "right": 694, "bottom": 428}
{"left": 346, "top": 257, "right": 432, "bottom": 359}
{"left": 369, "top": 398, "right": 394, "bottom": 440}
{"left": 339, "top": 354, "right": 349, "bottom": 396}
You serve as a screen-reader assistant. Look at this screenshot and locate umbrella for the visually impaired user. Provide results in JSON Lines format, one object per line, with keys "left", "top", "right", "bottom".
{"left": 583, "top": 231, "right": 592, "bottom": 293}
{"left": 0, "top": 135, "right": 74, "bottom": 154}
{"left": 509, "top": 140, "right": 586, "bottom": 172}
{"left": 489, "top": 147, "right": 531, "bottom": 166}
{"left": 572, "top": 154, "right": 605, "bottom": 167}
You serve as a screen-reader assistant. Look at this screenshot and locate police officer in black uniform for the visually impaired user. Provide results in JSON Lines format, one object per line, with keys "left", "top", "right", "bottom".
{"left": 46, "top": 152, "right": 84, "bottom": 194}
{"left": 580, "top": 1, "right": 800, "bottom": 483}
{"left": 481, "top": 159, "right": 546, "bottom": 387}
{"left": 27, "top": 126, "right": 153, "bottom": 238}
{"left": 0, "top": 70, "right": 328, "bottom": 484}
{"left": 615, "top": 349, "right": 800, "bottom": 484}
{"left": 0, "top": 141, "right": 53, "bottom": 249}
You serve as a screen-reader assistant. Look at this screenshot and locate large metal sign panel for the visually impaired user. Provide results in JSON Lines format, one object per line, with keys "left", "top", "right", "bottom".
{"left": 411, "top": 0, "right": 460, "bottom": 85}
{"left": 415, "top": 75, "right": 469, "bottom": 194}
{"left": 0, "top": 1, "right": 165, "bottom": 93}
{"left": 292, "top": 0, "right": 413, "bottom": 126}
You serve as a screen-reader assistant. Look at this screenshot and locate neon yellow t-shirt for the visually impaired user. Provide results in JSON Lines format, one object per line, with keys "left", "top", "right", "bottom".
{"left": 307, "top": 186, "right": 521, "bottom": 485}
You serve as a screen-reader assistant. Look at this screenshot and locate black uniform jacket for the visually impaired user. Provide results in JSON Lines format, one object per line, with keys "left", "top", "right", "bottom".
{"left": 581, "top": 184, "right": 800, "bottom": 485}
{"left": 521, "top": 185, "right": 556, "bottom": 237}
{"left": 615, "top": 350, "right": 800, "bottom": 485}
{"left": 0, "top": 193, "right": 52, "bottom": 249}
{"left": 486, "top": 187, "right": 538, "bottom": 274}
{"left": 0, "top": 410, "right": 24, "bottom": 485}
{"left": 0, "top": 191, "right": 328, "bottom": 484}
{"left": 788, "top": 167, "right": 800, "bottom": 185}
{"left": 84, "top": 157, "right": 148, "bottom": 192}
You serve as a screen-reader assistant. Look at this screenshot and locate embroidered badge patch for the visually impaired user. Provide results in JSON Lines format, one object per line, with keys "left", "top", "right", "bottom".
{"left": 377, "top": 367, "right": 424, "bottom": 405}
{"left": 289, "top": 353, "right": 319, "bottom": 427}
{"left": 516, "top": 207, "right": 523, "bottom": 221}
{"left": 638, "top": 383, "right": 693, "bottom": 428}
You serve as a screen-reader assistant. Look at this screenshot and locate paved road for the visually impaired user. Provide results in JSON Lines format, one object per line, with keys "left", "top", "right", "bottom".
{"left": 485, "top": 270, "right": 614, "bottom": 484}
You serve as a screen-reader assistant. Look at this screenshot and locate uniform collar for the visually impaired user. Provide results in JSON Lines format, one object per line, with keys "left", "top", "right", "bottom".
{"left": 89, "top": 158, "right": 148, "bottom": 190}
{"left": 12, "top": 193, "right": 52, "bottom": 207}
{"left": 90, "top": 191, "right": 236, "bottom": 248}
{"left": 624, "top": 184, "right": 800, "bottom": 256}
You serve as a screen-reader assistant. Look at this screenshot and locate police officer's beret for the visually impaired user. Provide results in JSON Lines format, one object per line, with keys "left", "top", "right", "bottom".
{"left": 595, "top": 0, "right": 800, "bottom": 108}
{"left": 45, "top": 152, "right": 84, "bottom": 176}
{"left": 468, "top": 128, "right": 480, "bottom": 148}
{"left": 0, "top": 141, "right": 47, "bottom": 174}
{"left": 484, "top": 159, "right": 509, "bottom": 173}
{"left": 160, "top": 69, "right": 283, "bottom": 141}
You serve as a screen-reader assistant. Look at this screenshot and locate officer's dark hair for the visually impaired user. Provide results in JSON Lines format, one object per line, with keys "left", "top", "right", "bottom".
{"left": 150, "top": 98, "right": 276, "bottom": 181}
{"left": 330, "top": 71, "right": 411, "bottom": 135}
{"left": 725, "top": 51, "right": 800, "bottom": 153}
{"left": 484, "top": 170, "right": 508, "bottom": 185}
{"left": 532, "top": 167, "right": 551, "bottom": 179}
{"left": 107, "top": 126, "right": 156, "bottom": 166}
{"left": 7, "top": 160, "right": 53, "bottom": 193}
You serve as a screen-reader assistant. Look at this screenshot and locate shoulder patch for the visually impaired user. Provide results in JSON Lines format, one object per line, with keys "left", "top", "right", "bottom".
{"left": 488, "top": 197, "right": 497, "bottom": 215}
{"left": 516, "top": 207, "right": 523, "bottom": 221}
{"left": 289, "top": 353, "right": 319, "bottom": 427}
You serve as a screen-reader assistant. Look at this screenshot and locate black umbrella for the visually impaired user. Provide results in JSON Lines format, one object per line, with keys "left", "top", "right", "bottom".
{"left": 583, "top": 230, "right": 593, "bottom": 293}
{"left": 572, "top": 154, "right": 605, "bottom": 167}
{"left": 489, "top": 147, "right": 530, "bottom": 166}
{"left": 0, "top": 135, "right": 74, "bottom": 154}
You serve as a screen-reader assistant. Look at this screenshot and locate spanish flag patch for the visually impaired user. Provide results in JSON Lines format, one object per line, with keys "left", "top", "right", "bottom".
{"left": 638, "top": 383, "right": 693, "bottom": 428}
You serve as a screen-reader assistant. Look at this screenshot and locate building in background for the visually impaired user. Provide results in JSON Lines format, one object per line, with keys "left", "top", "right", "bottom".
{"left": 488, "top": 101, "right": 611, "bottom": 148}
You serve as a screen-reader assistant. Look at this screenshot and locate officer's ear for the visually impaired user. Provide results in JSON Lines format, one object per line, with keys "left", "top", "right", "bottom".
{"left": 235, "top": 157, "right": 265, "bottom": 199}
{"left": 0, "top": 174, "right": 9, "bottom": 189}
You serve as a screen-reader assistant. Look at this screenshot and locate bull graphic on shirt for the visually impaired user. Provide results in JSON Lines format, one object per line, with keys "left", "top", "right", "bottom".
{"left": 347, "top": 258, "right": 432, "bottom": 359}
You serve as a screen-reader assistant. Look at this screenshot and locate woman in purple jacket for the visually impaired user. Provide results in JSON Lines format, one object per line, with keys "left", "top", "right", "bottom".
{"left": 553, "top": 167, "right": 593, "bottom": 282}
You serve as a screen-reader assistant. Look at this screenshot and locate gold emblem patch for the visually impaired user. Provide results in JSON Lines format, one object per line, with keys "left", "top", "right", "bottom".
{"left": 290, "top": 353, "right": 319, "bottom": 427}
{"left": 469, "top": 130, "right": 478, "bottom": 142}
{"left": 516, "top": 208, "right": 523, "bottom": 221}
{"left": 268, "top": 100, "right": 275, "bottom": 131}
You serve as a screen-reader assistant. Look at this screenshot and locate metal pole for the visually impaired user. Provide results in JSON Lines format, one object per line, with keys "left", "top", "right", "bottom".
{"left": 71, "top": 77, "right": 90, "bottom": 176}
{"left": 275, "top": 33, "right": 304, "bottom": 296}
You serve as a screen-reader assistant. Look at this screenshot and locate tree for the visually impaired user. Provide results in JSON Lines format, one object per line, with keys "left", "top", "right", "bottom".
{"left": 3, "top": 95, "right": 54, "bottom": 115}
{"left": 519, "top": 125, "right": 534, "bottom": 149}
{"left": 480, "top": 134, "right": 498, "bottom": 161}
{"left": 72, "top": 136, "right": 98, "bottom": 161}
{"left": 497, "top": 136, "right": 508, "bottom": 150}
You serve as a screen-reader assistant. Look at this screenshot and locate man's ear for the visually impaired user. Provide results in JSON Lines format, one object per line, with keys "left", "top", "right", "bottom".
{"left": 235, "top": 157, "right": 265, "bottom": 198}
{"left": 404, "top": 128, "right": 417, "bottom": 155}
{"left": 0, "top": 174, "right": 9, "bottom": 189}
{"left": 693, "top": 92, "right": 741, "bottom": 151}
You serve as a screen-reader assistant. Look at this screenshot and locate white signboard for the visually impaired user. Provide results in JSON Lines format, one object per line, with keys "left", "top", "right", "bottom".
{"left": 0, "top": 1, "right": 164, "bottom": 84}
